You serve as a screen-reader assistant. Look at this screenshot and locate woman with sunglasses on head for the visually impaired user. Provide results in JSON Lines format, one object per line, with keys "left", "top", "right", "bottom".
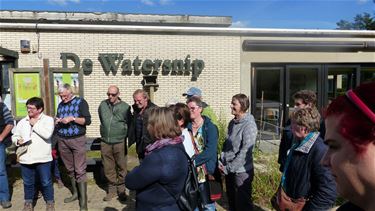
{"left": 186, "top": 96, "right": 218, "bottom": 211}
{"left": 321, "top": 82, "right": 375, "bottom": 211}
{"left": 125, "top": 107, "right": 188, "bottom": 211}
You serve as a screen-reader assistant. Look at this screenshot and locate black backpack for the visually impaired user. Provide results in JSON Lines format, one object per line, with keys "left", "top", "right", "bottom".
{"left": 164, "top": 147, "right": 203, "bottom": 211}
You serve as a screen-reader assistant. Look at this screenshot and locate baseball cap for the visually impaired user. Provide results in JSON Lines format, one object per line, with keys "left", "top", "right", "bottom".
{"left": 182, "top": 87, "right": 202, "bottom": 97}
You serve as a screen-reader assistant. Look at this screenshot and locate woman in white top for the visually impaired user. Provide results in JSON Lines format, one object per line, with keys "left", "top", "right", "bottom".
{"left": 170, "top": 103, "right": 195, "bottom": 158}
{"left": 12, "top": 97, "right": 55, "bottom": 211}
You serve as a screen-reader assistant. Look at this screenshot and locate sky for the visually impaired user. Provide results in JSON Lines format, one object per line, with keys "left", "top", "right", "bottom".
{"left": 0, "top": 0, "right": 374, "bottom": 29}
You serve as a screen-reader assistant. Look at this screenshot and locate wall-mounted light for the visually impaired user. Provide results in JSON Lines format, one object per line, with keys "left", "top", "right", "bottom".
{"left": 20, "top": 40, "right": 30, "bottom": 53}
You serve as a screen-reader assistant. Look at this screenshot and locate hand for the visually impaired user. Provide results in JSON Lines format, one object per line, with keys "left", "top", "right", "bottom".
{"left": 61, "top": 116, "right": 74, "bottom": 124}
{"left": 218, "top": 161, "right": 226, "bottom": 175}
{"left": 17, "top": 138, "right": 25, "bottom": 145}
{"left": 55, "top": 118, "right": 62, "bottom": 125}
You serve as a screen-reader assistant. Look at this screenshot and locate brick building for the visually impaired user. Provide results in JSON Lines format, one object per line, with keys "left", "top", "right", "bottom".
{"left": 0, "top": 10, "right": 374, "bottom": 139}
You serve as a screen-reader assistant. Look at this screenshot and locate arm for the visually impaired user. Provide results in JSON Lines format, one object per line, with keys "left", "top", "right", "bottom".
{"left": 304, "top": 143, "right": 337, "bottom": 210}
{"left": 125, "top": 152, "right": 162, "bottom": 190}
{"left": 78, "top": 99, "right": 91, "bottom": 125}
{"left": 0, "top": 104, "right": 14, "bottom": 142}
{"left": 32, "top": 116, "right": 55, "bottom": 140}
{"left": 225, "top": 121, "right": 257, "bottom": 173}
{"left": 98, "top": 102, "right": 103, "bottom": 125}
{"left": 194, "top": 122, "right": 218, "bottom": 167}
{"left": 12, "top": 120, "right": 24, "bottom": 146}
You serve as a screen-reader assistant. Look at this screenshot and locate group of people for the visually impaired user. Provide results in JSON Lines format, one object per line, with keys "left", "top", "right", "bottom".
{"left": 0, "top": 81, "right": 374, "bottom": 211}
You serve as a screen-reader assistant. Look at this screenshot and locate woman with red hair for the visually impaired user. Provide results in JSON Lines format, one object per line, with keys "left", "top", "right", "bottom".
{"left": 321, "top": 82, "right": 375, "bottom": 211}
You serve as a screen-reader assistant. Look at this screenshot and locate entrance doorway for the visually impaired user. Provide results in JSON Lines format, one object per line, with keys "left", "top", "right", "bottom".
{"left": 251, "top": 64, "right": 370, "bottom": 140}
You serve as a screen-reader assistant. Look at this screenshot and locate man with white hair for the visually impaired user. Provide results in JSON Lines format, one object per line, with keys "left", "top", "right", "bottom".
{"left": 55, "top": 83, "right": 91, "bottom": 211}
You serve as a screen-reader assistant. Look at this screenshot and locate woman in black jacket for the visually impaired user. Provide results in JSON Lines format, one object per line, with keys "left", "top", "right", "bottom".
{"left": 276, "top": 107, "right": 336, "bottom": 211}
{"left": 125, "top": 107, "right": 188, "bottom": 211}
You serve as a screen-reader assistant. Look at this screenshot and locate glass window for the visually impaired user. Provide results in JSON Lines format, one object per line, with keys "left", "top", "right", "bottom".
{"left": 360, "top": 67, "right": 375, "bottom": 83}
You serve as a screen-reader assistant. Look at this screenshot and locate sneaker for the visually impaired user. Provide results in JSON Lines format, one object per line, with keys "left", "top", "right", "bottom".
{"left": 0, "top": 201, "right": 12, "bottom": 209}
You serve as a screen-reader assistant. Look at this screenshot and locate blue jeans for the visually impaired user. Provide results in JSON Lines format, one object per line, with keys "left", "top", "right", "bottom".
{"left": 21, "top": 162, "right": 54, "bottom": 202}
{"left": 0, "top": 142, "right": 10, "bottom": 202}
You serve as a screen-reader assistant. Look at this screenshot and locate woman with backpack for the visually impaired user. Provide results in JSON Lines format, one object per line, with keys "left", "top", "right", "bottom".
{"left": 125, "top": 107, "right": 188, "bottom": 211}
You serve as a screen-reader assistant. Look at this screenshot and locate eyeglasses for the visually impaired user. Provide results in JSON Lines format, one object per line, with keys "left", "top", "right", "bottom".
{"left": 27, "top": 106, "right": 37, "bottom": 110}
{"left": 189, "top": 106, "right": 200, "bottom": 111}
{"left": 107, "top": 93, "right": 118, "bottom": 97}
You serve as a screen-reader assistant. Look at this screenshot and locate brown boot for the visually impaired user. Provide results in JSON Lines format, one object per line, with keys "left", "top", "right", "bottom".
{"left": 46, "top": 202, "right": 55, "bottom": 211}
{"left": 22, "top": 202, "right": 33, "bottom": 211}
{"left": 103, "top": 184, "right": 117, "bottom": 201}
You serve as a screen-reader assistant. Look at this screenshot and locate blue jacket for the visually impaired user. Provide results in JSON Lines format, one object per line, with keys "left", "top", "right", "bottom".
{"left": 283, "top": 133, "right": 337, "bottom": 211}
{"left": 187, "top": 116, "right": 218, "bottom": 175}
{"left": 125, "top": 143, "right": 188, "bottom": 211}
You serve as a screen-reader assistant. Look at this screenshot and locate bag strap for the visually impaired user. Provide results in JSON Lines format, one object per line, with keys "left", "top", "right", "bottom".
{"left": 160, "top": 145, "right": 199, "bottom": 200}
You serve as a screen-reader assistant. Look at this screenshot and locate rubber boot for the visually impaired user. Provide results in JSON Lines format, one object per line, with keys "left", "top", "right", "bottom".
{"left": 77, "top": 182, "right": 88, "bottom": 211}
{"left": 64, "top": 178, "right": 78, "bottom": 203}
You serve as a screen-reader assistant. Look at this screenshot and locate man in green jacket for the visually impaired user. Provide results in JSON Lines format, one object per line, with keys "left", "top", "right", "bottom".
{"left": 98, "top": 85, "right": 131, "bottom": 202}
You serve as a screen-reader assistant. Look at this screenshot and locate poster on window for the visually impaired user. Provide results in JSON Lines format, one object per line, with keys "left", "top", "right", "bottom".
{"left": 54, "top": 73, "right": 79, "bottom": 112}
{"left": 14, "top": 73, "right": 41, "bottom": 117}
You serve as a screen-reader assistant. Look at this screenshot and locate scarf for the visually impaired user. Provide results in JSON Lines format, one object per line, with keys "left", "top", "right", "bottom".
{"left": 144, "top": 136, "right": 183, "bottom": 156}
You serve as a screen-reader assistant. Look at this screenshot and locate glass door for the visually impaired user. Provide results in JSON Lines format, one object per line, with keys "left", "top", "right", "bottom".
{"left": 252, "top": 67, "right": 284, "bottom": 140}
{"left": 326, "top": 66, "right": 359, "bottom": 105}
{"left": 286, "top": 65, "right": 321, "bottom": 119}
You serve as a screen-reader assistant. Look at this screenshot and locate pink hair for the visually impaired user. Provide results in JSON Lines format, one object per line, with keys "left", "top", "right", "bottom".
{"left": 324, "top": 82, "right": 375, "bottom": 154}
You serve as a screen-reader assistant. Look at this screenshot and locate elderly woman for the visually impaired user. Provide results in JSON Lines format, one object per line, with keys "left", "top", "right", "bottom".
{"left": 321, "top": 82, "right": 375, "bottom": 211}
{"left": 220, "top": 94, "right": 258, "bottom": 211}
{"left": 125, "top": 107, "right": 188, "bottom": 211}
{"left": 186, "top": 96, "right": 218, "bottom": 211}
{"left": 273, "top": 107, "right": 337, "bottom": 211}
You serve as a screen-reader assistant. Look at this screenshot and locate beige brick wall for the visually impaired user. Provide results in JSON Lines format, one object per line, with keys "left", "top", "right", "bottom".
{"left": 1, "top": 30, "right": 241, "bottom": 138}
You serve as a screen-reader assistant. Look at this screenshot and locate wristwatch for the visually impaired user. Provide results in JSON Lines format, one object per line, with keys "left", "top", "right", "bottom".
{"left": 73, "top": 117, "right": 76, "bottom": 122}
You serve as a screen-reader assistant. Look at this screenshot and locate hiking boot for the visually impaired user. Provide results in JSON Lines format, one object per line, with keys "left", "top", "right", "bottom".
{"left": 77, "top": 181, "right": 88, "bottom": 211}
{"left": 103, "top": 184, "right": 117, "bottom": 201}
{"left": 0, "top": 201, "right": 12, "bottom": 209}
{"left": 46, "top": 202, "right": 55, "bottom": 211}
{"left": 64, "top": 177, "right": 78, "bottom": 203}
{"left": 22, "top": 202, "right": 33, "bottom": 211}
{"left": 57, "top": 179, "right": 64, "bottom": 189}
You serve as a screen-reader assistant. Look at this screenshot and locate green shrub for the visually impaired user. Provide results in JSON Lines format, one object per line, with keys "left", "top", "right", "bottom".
{"left": 252, "top": 149, "right": 281, "bottom": 209}
{"left": 216, "top": 112, "right": 228, "bottom": 154}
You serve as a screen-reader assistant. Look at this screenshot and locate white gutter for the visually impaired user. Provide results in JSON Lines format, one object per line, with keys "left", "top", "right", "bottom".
{"left": 1, "top": 22, "right": 375, "bottom": 38}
